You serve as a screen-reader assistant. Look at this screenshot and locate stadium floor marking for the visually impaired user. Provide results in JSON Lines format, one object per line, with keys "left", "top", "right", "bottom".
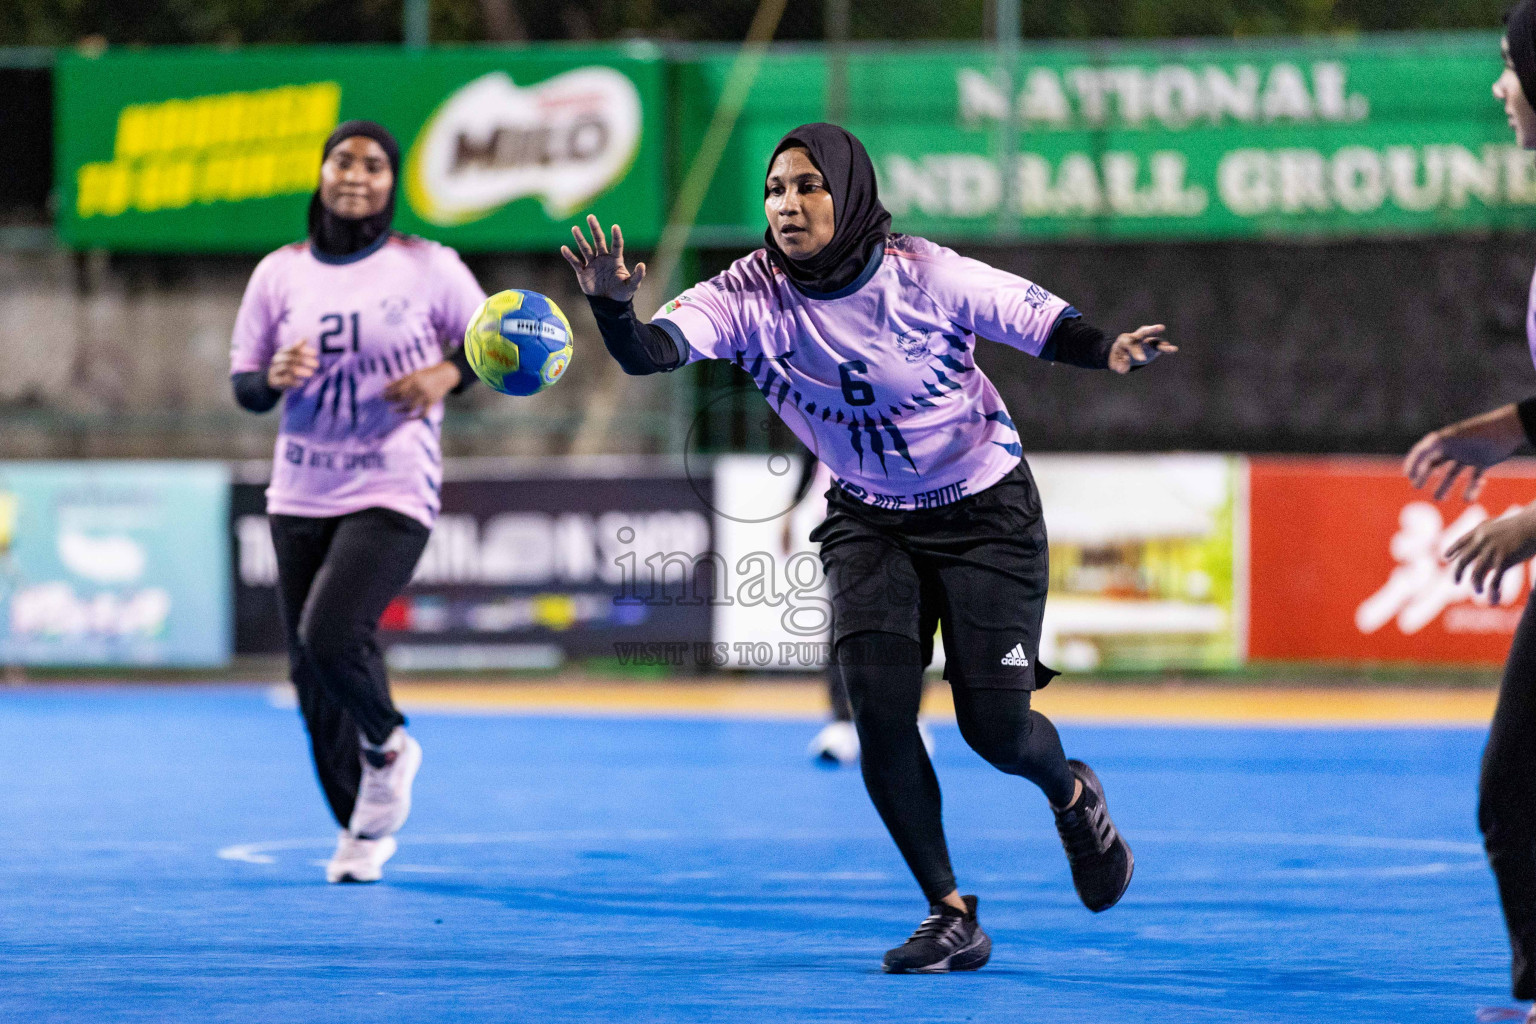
{"left": 359, "top": 680, "right": 1499, "bottom": 726}
{"left": 214, "top": 828, "right": 1485, "bottom": 882}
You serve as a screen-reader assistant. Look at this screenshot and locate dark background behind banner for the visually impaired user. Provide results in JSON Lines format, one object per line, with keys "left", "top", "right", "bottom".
{"left": 1, "top": 66, "right": 51, "bottom": 220}
{"left": 232, "top": 472, "right": 715, "bottom": 661}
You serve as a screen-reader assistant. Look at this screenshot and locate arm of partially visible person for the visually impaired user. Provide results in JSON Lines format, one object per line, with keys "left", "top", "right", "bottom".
{"left": 1407, "top": 400, "right": 1536, "bottom": 606}
{"left": 1405, "top": 401, "right": 1534, "bottom": 502}
{"left": 1444, "top": 503, "right": 1536, "bottom": 606}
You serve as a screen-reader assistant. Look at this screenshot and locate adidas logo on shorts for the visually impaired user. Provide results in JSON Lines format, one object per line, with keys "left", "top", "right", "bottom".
{"left": 1000, "top": 643, "right": 1031, "bottom": 667}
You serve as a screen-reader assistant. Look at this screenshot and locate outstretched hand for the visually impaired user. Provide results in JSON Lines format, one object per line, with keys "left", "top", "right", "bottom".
{"left": 1404, "top": 405, "right": 1527, "bottom": 503}
{"left": 1108, "top": 325, "right": 1175, "bottom": 374}
{"left": 561, "top": 214, "right": 646, "bottom": 303}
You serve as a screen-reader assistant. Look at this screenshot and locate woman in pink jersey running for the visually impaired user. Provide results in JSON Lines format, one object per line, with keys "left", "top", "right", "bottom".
{"left": 230, "top": 121, "right": 486, "bottom": 885}
{"left": 563, "top": 123, "right": 1174, "bottom": 972}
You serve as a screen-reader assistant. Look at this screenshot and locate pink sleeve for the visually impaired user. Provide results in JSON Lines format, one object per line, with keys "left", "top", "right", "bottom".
{"left": 909, "top": 246, "right": 1073, "bottom": 357}
{"left": 431, "top": 246, "right": 488, "bottom": 349}
{"left": 652, "top": 260, "right": 754, "bottom": 364}
{"left": 229, "top": 254, "right": 281, "bottom": 374}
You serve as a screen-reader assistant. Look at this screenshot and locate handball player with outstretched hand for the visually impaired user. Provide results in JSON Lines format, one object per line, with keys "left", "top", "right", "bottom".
{"left": 563, "top": 122, "right": 1174, "bottom": 972}
{"left": 229, "top": 120, "right": 487, "bottom": 885}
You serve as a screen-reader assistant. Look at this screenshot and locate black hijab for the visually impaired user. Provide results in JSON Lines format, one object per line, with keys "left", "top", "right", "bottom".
{"left": 1510, "top": 2, "right": 1536, "bottom": 108}
{"left": 308, "top": 120, "right": 400, "bottom": 259}
{"left": 763, "top": 123, "right": 891, "bottom": 296}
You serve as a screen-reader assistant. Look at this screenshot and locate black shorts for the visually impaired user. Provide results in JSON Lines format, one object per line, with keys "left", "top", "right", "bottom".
{"left": 810, "top": 461, "right": 1056, "bottom": 691}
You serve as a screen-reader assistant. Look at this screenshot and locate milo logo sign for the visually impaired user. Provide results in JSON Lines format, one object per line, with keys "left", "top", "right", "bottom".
{"left": 406, "top": 68, "right": 642, "bottom": 226}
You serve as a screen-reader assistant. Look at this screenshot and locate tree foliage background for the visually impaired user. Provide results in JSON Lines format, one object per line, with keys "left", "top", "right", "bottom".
{"left": 0, "top": 0, "right": 1518, "bottom": 47}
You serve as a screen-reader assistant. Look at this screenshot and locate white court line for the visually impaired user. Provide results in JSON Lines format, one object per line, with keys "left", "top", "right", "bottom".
{"left": 218, "top": 830, "right": 684, "bottom": 864}
{"left": 217, "top": 828, "right": 1487, "bottom": 885}
{"left": 1125, "top": 830, "right": 1484, "bottom": 855}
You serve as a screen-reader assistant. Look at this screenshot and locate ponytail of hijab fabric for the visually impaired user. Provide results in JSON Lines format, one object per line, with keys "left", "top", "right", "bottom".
{"left": 308, "top": 119, "right": 401, "bottom": 260}
{"left": 762, "top": 123, "right": 892, "bottom": 296}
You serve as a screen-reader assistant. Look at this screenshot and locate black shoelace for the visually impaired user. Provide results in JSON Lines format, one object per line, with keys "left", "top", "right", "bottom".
{"left": 1056, "top": 796, "right": 1116, "bottom": 863}
{"left": 904, "top": 910, "right": 968, "bottom": 950}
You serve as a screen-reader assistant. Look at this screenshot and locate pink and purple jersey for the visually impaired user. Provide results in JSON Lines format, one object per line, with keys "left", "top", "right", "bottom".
{"left": 656, "top": 234, "right": 1072, "bottom": 510}
{"left": 1528, "top": 266, "right": 1536, "bottom": 369}
{"left": 230, "top": 235, "right": 486, "bottom": 527}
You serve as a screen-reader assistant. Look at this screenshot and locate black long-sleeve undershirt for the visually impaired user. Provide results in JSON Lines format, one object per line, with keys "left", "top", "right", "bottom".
{"left": 586, "top": 295, "right": 1115, "bottom": 376}
{"left": 232, "top": 370, "right": 283, "bottom": 413}
{"left": 1038, "top": 313, "right": 1114, "bottom": 369}
{"left": 1518, "top": 396, "right": 1536, "bottom": 448}
{"left": 447, "top": 344, "right": 475, "bottom": 393}
{"left": 587, "top": 295, "right": 687, "bottom": 375}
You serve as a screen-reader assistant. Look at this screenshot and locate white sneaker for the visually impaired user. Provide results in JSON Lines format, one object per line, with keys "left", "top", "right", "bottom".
{"left": 349, "top": 727, "right": 422, "bottom": 840}
{"left": 325, "top": 830, "right": 397, "bottom": 884}
{"left": 808, "top": 720, "right": 860, "bottom": 765}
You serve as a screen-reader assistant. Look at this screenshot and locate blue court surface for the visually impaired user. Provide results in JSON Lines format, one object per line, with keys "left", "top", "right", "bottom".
{"left": 0, "top": 685, "right": 1516, "bottom": 1023}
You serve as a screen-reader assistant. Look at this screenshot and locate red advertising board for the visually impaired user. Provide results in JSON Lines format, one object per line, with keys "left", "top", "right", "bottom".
{"left": 1249, "top": 456, "right": 1536, "bottom": 664}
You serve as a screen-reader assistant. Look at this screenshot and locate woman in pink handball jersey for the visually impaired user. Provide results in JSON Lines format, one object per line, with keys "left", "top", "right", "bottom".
{"left": 563, "top": 123, "right": 1175, "bottom": 972}
{"left": 229, "top": 120, "right": 486, "bottom": 885}
{"left": 1406, "top": 7, "right": 1536, "bottom": 1014}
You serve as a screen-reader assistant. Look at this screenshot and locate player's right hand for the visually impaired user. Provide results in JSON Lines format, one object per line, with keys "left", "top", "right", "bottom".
{"left": 267, "top": 339, "right": 319, "bottom": 391}
{"left": 562, "top": 214, "right": 647, "bottom": 303}
{"left": 1404, "top": 404, "right": 1527, "bottom": 502}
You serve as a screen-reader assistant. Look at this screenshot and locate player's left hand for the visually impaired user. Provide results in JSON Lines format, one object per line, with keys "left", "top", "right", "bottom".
{"left": 1445, "top": 508, "right": 1536, "bottom": 605}
{"left": 1108, "top": 325, "right": 1175, "bottom": 374}
{"left": 384, "top": 361, "right": 461, "bottom": 418}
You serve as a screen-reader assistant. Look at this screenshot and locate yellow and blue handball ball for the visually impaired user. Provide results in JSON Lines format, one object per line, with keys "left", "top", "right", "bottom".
{"left": 463, "top": 289, "right": 574, "bottom": 397}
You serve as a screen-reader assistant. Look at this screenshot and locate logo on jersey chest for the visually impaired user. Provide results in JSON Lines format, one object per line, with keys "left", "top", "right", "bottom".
{"left": 895, "top": 328, "right": 943, "bottom": 364}
{"left": 380, "top": 296, "right": 411, "bottom": 325}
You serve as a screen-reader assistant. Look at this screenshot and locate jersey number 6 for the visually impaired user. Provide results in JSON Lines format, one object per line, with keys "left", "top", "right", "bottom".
{"left": 839, "top": 360, "right": 874, "bottom": 406}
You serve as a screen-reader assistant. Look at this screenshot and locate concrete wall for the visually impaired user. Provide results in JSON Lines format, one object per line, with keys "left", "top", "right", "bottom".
{"left": 0, "top": 248, "right": 678, "bottom": 459}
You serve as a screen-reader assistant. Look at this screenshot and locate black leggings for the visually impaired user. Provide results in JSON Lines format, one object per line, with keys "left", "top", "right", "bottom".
{"left": 270, "top": 508, "right": 431, "bottom": 827}
{"left": 838, "top": 630, "right": 1076, "bottom": 903}
{"left": 1482, "top": 597, "right": 1536, "bottom": 1000}
{"left": 828, "top": 661, "right": 854, "bottom": 722}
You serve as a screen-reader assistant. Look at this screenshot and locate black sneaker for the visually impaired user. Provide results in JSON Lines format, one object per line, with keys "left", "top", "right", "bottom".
{"left": 1054, "top": 759, "right": 1133, "bottom": 912}
{"left": 881, "top": 895, "right": 992, "bottom": 974}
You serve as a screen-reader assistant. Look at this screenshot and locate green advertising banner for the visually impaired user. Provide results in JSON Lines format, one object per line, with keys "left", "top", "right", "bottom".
{"left": 55, "top": 46, "right": 666, "bottom": 252}
{"left": 678, "top": 32, "right": 1536, "bottom": 242}
{"left": 53, "top": 34, "right": 1536, "bottom": 249}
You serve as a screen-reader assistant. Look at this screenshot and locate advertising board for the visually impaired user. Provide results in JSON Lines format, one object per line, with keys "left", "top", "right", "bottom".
{"left": 713, "top": 453, "right": 1244, "bottom": 672}
{"left": 0, "top": 461, "right": 230, "bottom": 666}
{"left": 1248, "top": 456, "right": 1536, "bottom": 664}
{"left": 680, "top": 33, "right": 1536, "bottom": 243}
{"left": 232, "top": 461, "right": 713, "bottom": 669}
{"left": 55, "top": 47, "right": 665, "bottom": 252}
